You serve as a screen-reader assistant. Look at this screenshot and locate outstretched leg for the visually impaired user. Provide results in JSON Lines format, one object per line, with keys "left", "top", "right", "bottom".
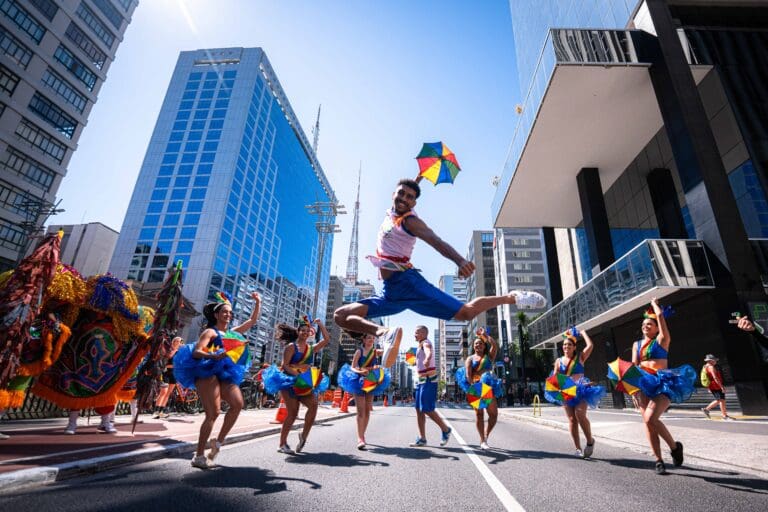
{"left": 334, "top": 303, "right": 387, "bottom": 336}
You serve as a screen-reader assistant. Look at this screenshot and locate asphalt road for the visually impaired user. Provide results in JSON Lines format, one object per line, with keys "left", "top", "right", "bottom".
{"left": 4, "top": 406, "right": 767, "bottom": 512}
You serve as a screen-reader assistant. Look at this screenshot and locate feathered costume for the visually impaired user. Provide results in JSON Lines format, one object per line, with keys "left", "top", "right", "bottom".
{"left": 338, "top": 346, "right": 391, "bottom": 395}
{"left": 262, "top": 341, "right": 329, "bottom": 397}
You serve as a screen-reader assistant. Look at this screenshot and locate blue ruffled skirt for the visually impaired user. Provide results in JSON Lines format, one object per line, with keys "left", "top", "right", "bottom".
{"left": 544, "top": 378, "right": 606, "bottom": 408}
{"left": 337, "top": 364, "right": 391, "bottom": 395}
{"left": 637, "top": 364, "right": 696, "bottom": 403}
{"left": 172, "top": 344, "right": 246, "bottom": 389}
{"left": 455, "top": 368, "right": 504, "bottom": 399}
{"left": 261, "top": 364, "right": 330, "bottom": 397}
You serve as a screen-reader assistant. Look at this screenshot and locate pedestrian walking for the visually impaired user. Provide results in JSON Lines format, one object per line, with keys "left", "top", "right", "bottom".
{"left": 701, "top": 354, "right": 732, "bottom": 420}
{"left": 544, "top": 327, "right": 605, "bottom": 458}
{"left": 262, "top": 318, "right": 331, "bottom": 454}
{"left": 455, "top": 329, "right": 503, "bottom": 449}
{"left": 409, "top": 326, "right": 451, "bottom": 447}
{"left": 337, "top": 332, "right": 391, "bottom": 450}
{"left": 152, "top": 336, "right": 183, "bottom": 418}
{"left": 173, "top": 291, "right": 261, "bottom": 469}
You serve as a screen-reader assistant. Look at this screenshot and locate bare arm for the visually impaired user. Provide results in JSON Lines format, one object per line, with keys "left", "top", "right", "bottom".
{"left": 404, "top": 216, "right": 475, "bottom": 278}
{"left": 312, "top": 320, "right": 331, "bottom": 351}
{"left": 631, "top": 341, "right": 639, "bottom": 365}
{"left": 232, "top": 292, "right": 261, "bottom": 334}
{"left": 465, "top": 355, "right": 473, "bottom": 381}
{"left": 651, "top": 298, "right": 671, "bottom": 348}
{"left": 281, "top": 344, "right": 298, "bottom": 375}
{"left": 193, "top": 329, "right": 225, "bottom": 360}
{"left": 488, "top": 335, "right": 499, "bottom": 361}
{"left": 351, "top": 349, "right": 366, "bottom": 375}
{"left": 423, "top": 341, "right": 433, "bottom": 365}
{"left": 580, "top": 329, "right": 594, "bottom": 362}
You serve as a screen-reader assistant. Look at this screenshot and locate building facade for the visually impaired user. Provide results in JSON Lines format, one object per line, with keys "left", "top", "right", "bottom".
{"left": 437, "top": 274, "right": 467, "bottom": 397}
{"left": 46, "top": 221, "right": 117, "bottom": 275}
{"left": 110, "top": 48, "right": 337, "bottom": 365}
{"left": 0, "top": 0, "right": 137, "bottom": 270}
{"left": 493, "top": 0, "right": 768, "bottom": 412}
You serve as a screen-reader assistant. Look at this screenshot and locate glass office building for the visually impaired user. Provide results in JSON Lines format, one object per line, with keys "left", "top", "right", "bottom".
{"left": 110, "top": 48, "right": 336, "bottom": 362}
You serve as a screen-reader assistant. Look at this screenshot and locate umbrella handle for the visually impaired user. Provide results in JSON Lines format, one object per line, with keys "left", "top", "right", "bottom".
{"left": 414, "top": 175, "right": 424, "bottom": 184}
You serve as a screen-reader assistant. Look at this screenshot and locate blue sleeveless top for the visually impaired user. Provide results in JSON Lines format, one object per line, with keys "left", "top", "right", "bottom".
{"left": 290, "top": 342, "right": 313, "bottom": 364}
{"left": 558, "top": 356, "right": 584, "bottom": 376}
{"left": 356, "top": 348, "right": 380, "bottom": 368}
{"left": 637, "top": 338, "right": 668, "bottom": 361}
{"left": 470, "top": 355, "right": 492, "bottom": 373}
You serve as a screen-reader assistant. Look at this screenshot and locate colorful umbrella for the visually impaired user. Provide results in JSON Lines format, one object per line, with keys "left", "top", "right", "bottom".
{"left": 405, "top": 347, "right": 417, "bottom": 366}
{"left": 607, "top": 358, "right": 645, "bottom": 395}
{"left": 545, "top": 373, "right": 578, "bottom": 403}
{"left": 466, "top": 381, "right": 494, "bottom": 410}
{"left": 416, "top": 141, "right": 461, "bottom": 185}
{"left": 362, "top": 368, "right": 385, "bottom": 393}
{"left": 294, "top": 367, "right": 322, "bottom": 397}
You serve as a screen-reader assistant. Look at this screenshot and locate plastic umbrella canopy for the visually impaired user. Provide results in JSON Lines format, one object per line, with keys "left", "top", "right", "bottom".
{"left": 405, "top": 347, "right": 417, "bottom": 366}
{"left": 362, "top": 368, "right": 384, "bottom": 393}
{"left": 545, "top": 373, "right": 578, "bottom": 403}
{"left": 294, "top": 367, "right": 321, "bottom": 397}
{"left": 220, "top": 331, "right": 250, "bottom": 367}
{"left": 607, "top": 358, "right": 645, "bottom": 395}
{"left": 466, "top": 381, "right": 493, "bottom": 410}
{"left": 416, "top": 142, "right": 461, "bottom": 185}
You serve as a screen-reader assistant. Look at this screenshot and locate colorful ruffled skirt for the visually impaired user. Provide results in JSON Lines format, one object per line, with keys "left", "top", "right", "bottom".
{"left": 455, "top": 368, "right": 504, "bottom": 399}
{"left": 172, "top": 344, "right": 246, "bottom": 389}
{"left": 261, "top": 364, "right": 330, "bottom": 398}
{"left": 637, "top": 364, "right": 696, "bottom": 403}
{"left": 337, "top": 363, "right": 391, "bottom": 395}
{"left": 544, "top": 378, "right": 606, "bottom": 408}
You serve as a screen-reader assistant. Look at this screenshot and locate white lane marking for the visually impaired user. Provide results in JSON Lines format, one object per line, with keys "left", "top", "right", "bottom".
{"left": 438, "top": 410, "right": 526, "bottom": 512}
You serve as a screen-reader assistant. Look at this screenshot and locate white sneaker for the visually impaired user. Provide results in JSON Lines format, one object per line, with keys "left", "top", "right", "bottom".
{"left": 511, "top": 290, "right": 547, "bottom": 309}
{"left": 0, "top": 432, "right": 9, "bottom": 440}
{"left": 480, "top": 441, "right": 490, "bottom": 450}
{"left": 97, "top": 423, "right": 117, "bottom": 434}
{"left": 379, "top": 327, "right": 403, "bottom": 368}
{"left": 277, "top": 444, "right": 295, "bottom": 455}
{"left": 64, "top": 423, "right": 77, "bottom": 435}
{"left": 191, "top": 455, "right": 211, "bottom": 469}
{"left": 575, "top": 449, "right": 584, "bottom": 458}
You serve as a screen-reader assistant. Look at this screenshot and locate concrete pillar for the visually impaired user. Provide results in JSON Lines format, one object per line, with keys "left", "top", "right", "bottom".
{"left": 576, "top": 167, "right": 615, "bottom": 272}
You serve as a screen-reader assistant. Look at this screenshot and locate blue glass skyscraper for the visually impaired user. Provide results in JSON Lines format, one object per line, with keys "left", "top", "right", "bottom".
{"left": 110, "top": 48, "right": 336, "bottom": 361}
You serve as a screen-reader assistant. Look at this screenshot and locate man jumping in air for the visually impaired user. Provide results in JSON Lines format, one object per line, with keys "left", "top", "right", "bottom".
{"left": 334, "top": 178, "right": 547, "bottom": 367}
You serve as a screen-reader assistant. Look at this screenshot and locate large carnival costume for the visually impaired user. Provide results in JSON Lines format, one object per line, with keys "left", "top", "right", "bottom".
{"left": 262, "top": 319, "right": 330, "bottom": 397}
{"left": 544, "top": 329, "right": 606, "bottom": 408}
{"left": 338, "top": 347, "right": 391, "bottom": 396}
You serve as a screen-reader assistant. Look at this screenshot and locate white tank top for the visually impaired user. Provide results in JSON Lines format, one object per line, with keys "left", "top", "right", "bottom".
{"left": 366, "top": 208, "right": 417, "bottom": 271}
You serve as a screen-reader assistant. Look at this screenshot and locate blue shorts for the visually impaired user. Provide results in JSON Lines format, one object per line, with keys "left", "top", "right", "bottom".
{"left": 415, "top": 379, "right": 437, "bottom": 412}
{"left": 359, "top": 269, "right": 463, "bottom": 320}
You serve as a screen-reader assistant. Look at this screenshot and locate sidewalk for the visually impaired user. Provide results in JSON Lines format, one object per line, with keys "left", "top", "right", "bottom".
{"left": 499, "top": 405, "right": 768, "bottom": 477}
{"left": 0, "top": 405, "right": 354, "bottom": 493}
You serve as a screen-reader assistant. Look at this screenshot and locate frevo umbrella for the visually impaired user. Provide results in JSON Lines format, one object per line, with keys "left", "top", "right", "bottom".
{"left": 362, "top": 368, "right": 384, "bottom": 393}
{"left": 294, "top": 367, "right": 322, "bottom": 397}
{"left": 416, "top": 141, "right": 461, "bottom": 185}
{"left": 404, "top": 347, "right": 417, "bottom": 366}
{"left": 607, "top": 358, "right": 646, "bottom": 395}
{"left": 466, "top": 381, "right": 494, "bottom": 410}
{"left": 545, "top": 373, "right": 578, "bottom": 403}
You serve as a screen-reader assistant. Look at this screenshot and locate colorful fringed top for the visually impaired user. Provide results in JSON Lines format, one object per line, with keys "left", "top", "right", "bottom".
{"left": 557, "top": 356, "right": 584, "bottom": 376}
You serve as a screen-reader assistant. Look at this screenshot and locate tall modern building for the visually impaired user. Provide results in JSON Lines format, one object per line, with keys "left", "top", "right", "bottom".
{"left": 437, "top": 274, "right": 467, "bottom": 397}
{"left": 493, "top": 0, "right": 768, "bottom": 412}
{"left": 0, "top": 0, "right": 137, "bottom": 270}
{"left": 110, "top": 48, "right": 337, "bottom": 364}
{"left": 324, "top": 275, "right": 344, "bottom": 374}
{"left": 46, "top": 221, "right": 117, "bottom": 275}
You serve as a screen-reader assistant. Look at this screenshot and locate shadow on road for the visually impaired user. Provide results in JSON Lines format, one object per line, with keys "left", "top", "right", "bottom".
{"left": 365, "top": 445, "right": 460, "bottom": 461}
{"left": 185, "top": 465, "right": 322, "bottom": 495}
{"left": 283, "top": 451, "right": 388, "bottom": 468}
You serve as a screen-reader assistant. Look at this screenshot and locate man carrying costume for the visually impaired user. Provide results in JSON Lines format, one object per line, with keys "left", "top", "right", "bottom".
{"left": 334, "top": 178, "right": 547, "bottom": 368}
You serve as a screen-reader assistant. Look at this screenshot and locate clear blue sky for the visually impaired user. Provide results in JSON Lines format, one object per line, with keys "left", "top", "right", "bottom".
{"left": 52, "top": 0, "right": 521, "bottom": 349}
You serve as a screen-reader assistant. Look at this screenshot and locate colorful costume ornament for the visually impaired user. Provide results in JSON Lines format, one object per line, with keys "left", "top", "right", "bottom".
{"left": 544, "top": 328, "right": 606, "bottom": 408}
{"left": 262, "top": 316, "right": 329, "bottom": 397}
{"left": 455, "top": 331, "right": 504, "bottom": 409}
{"left": 337, "top": 346, "right": 391, "bottom": 396}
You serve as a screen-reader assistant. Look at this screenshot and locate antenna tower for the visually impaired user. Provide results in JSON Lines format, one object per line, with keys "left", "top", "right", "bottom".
{"left": 345, "top": 164, "right": 361, "bottom": 285}
{"left": 311, "top": 104, "right": 321, "bottom": 154}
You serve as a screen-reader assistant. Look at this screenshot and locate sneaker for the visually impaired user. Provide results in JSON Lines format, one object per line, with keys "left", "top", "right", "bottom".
{"left": 480, "top": 441, "right": 490, "bottom": 450}
{"left": 97, "top": 423, "right": 117, "bottom": 434}
{"left": 379, "top": 327, "right": 403, "bottom": 368}
{"left": 64, "top": 424, "right": 77, "bottom": 435}
{"left": 159, "top": 412, "right": 170, "bottom": 419}
{"left": 670, "top": 441, "right": 684, "bottom": 467}
{"left": 296, "top": 433, "right": 306, "bottom": 453}
{"left": 583, "top": 440, "right": 595, "bottom": 458}
{"left": 440, "top": 427, "right": 452, "bottom": 446}
{"left": 575, "top": 449, "right": 584, "bottom": 458}
{"left": 357, "top": 441, "right": 366, "bottom": 451}
{"left": 0, "top": 432, "right": 9, "bottom": 440}
{"left": 277, "top": 444, "right": 295, "bottom": 455}
{"left": 207, "top": 438, "right": 222, "bottom": 462}
{"left": 191, "top": 455, "right": 210, "bottom": 469}
{"left": 152, "top": 411, "right": 161, "bottom": 419}
{"left": 655, "top": 460, "right": 667, "bottom": 475}
{"left": 723, "top": 416, "right": 734, "bottom": 421}
{"left": 409, "top": 437, "right": 427, "bottom": 447}
{"left": 511, "top": 290, "right": 547, "bottom": 309}
{"left": 701, "top": 408, "right": 711, "bottom": 419}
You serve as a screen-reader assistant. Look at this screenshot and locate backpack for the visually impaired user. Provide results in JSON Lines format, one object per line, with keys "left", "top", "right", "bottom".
{"left": 700, "top": 365, "right": 711, "bottom": 387}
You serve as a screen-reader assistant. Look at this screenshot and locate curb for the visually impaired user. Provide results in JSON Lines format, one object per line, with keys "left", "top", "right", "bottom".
{"left": 500, "top": 410, "right": 768, "bottom": 477}
{"left": 0, "top": 411, "right": 355, "bottom": 495}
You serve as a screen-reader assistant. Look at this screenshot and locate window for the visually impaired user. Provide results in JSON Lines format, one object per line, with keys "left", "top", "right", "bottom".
{"left": 163, "top": 214, "right": 179, "bottom": 226}
{"left": 54, "top": 45, "right": 96, "bottom": 91}
{"left": 170, "top": 189, "right": 185, "bottom": 200}
{"left": 142, "top": 215, "right": 159, "bottom": 226}
{"left": 75, "top": 3, "right": 115, "bottom": 49}
{"left": 139, "top": 228, "right": 154, "bottom": 240}
{"left": 15, "top": 119, "right": 66, "bottom": 163}
{"left": 92, "top": 0, "right": 123, "bottom": 29}
{"left": 147, "top": 202, "right": 162, "bottom": 213}
{"left": 28, "top": 0, "right": 57, "bottom": 21}
{"left": 159, "top": 227, "right": 175, "bottom": 239}
{"left": 41, "top": 69, "right": 87, "bottom": 113}
{"left": 0, "top": 26, "right": 32, "bottom": 68}
{"left": 0, "top": 219, "right": 24, "bottom": 250}
{"left": 0, "top": 62, "right": 19, "bottom": 95}
{"left": 115, "top": 0, "right": 133, "bottom": 11}
{"left": 1, "top": 146, "right": 55, "bottom": 190}
{"left": 28, "top": 92, "right": 78, "bottom": 138}
{"left": 1, "top": 0, "right": 45, "bottom": 43}
{"left": 174, "top": 176, "right": 190, "bottom": 187}
{"left": 0, "top": 181, "right": 32, "bottom": 215}
{"left": 65, "top": 22, "right": 106, "bottom": 69}
{"left": 177, "top": 241, "right": 193, "bottom": 253}
{"left": 180, "top": 227, "right": 196, "bottom": 238}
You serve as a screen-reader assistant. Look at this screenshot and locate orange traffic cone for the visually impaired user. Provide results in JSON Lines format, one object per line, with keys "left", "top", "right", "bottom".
{"left": 339, "top": 392, "right": 350, "bottom": 413}
{"left": 383, "top": 395, "right": 388, "bottom": 407}
{"left": 270, "top": 398, "right": 288, "bottom": 424}
{"left": 332, "top": 388, "right": 342, "bottom": 408}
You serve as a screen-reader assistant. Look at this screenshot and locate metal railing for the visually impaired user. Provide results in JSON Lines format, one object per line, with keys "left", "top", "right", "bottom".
{"left": 528, "top": 239, "right": 714, "bottom": 348}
